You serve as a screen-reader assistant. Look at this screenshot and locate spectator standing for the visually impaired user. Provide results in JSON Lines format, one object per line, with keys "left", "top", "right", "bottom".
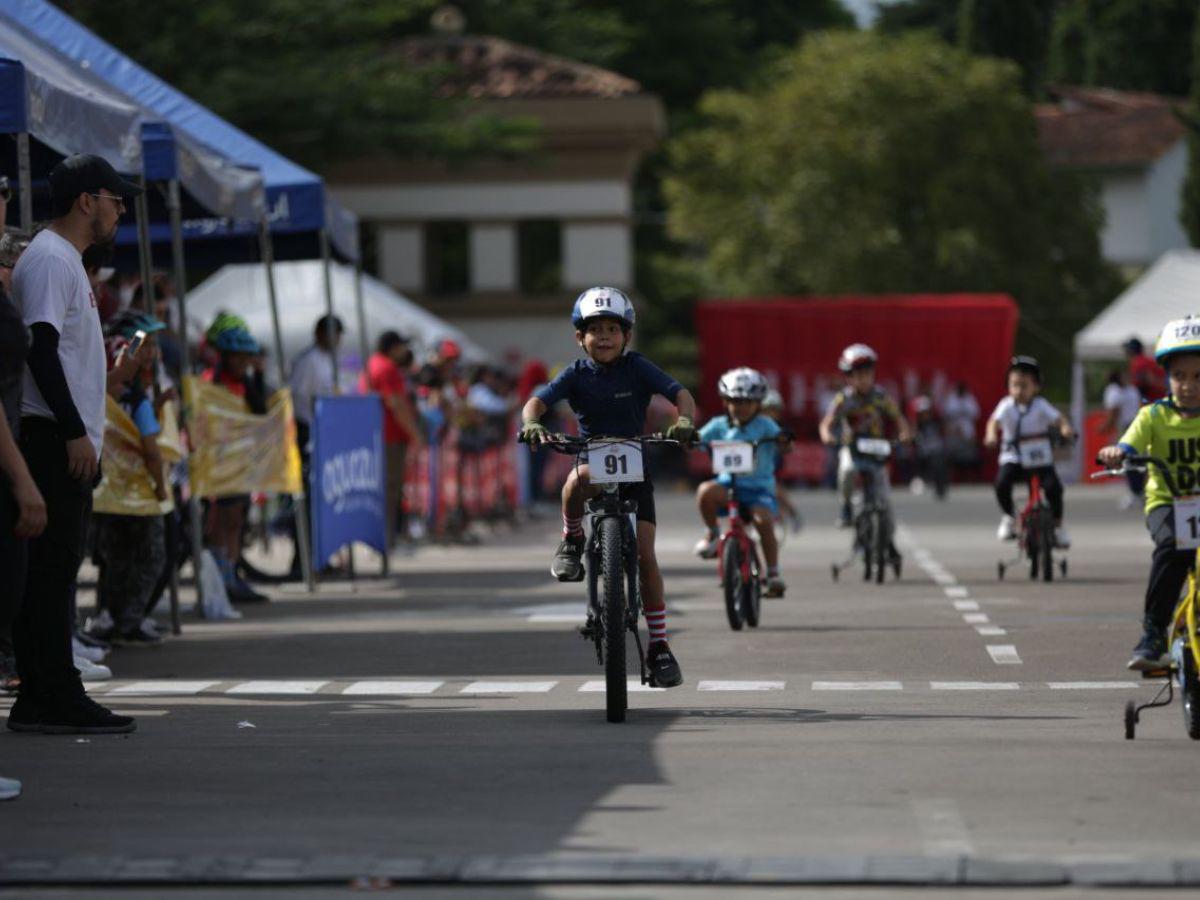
{"left": 0, "top": 178, "right": 47, "bottom": 796}
{"left": 289, "top": 314, "right": 344, "bottom": 474}
{"left": 10, "top": 155, "right": 140, "bottom": 735}
{"left": 1125, "top": 337, "right": 1166, "bottom": 402}
{"left": 942, "top": 380, "right": 981, "bottom": 480}
{"left": 1103, "top": 368, "right": 1145, "bottom": 509}
{"left": 359, "top": 331, "right": 423, "bottom": 548}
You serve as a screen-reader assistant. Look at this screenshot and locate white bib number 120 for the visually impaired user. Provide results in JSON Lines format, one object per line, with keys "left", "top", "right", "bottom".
{"left": 589, "top": 441, "right": 644, "bottom": 484}
{"left": 1175, "top": 497, "right": 1200, "bottom": 550}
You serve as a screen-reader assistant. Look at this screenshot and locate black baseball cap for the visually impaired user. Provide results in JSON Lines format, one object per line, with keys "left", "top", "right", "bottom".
{"left": 48, "top": 154, "right": 142, "bottom": 207}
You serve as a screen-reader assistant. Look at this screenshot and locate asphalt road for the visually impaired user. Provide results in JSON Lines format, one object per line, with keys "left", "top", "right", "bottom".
{"left": 5, "top": 483, "right": 1200, "bottom": 897}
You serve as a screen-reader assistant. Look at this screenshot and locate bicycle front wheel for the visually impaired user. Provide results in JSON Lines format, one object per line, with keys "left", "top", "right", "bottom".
{"left": 1039, "top": 510, "right": 1054, "bottom": 583}
{"left": 872, "top": 510, "right": 887, "bottom": 585}
{"left": 722, "top": 538, "right": 744, "bottom": 631}
{"left": 599, "top": 517, "right": 627, "bottom": 723}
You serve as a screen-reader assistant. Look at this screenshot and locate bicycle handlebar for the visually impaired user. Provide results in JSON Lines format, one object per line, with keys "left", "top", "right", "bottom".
{"left": 1092, "top": 453, "right": 1181, "bottom": 497}
{"left": 518, "top": 433, "right": 688, "bottom": 456}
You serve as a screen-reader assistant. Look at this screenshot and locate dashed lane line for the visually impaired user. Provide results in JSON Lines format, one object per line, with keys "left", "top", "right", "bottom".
{"left": 1047, "top": 681, "right": 1141, "bottom": 690}
{"left": 697, "top": 680, "right": 786, "bottom": 692}
{"left": 342, "top": 681, "right": 444, "bottom": 696}
{"left": 929, "top": 682, "right": 1020, "bottom": 691}
{"left": 460, "top": 681, "right": 558, "bottom": 694}
{"left": 225, "top": 681, "right": 329, "bottom": 695}
{"left": 108, "top": 681, "right": 218, "bottom": 696}
{"left": 986, "top": 645, "right": 1023, "bottom": 665}
{"left": 812, "top": 681, "right": 904, "bottom": 691}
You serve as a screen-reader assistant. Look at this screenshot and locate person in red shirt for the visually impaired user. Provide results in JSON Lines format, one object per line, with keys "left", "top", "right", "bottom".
{"left": 359, "top": 331, "right": 425, "bottom": 547}
{"left": 1125, "top": 337, "right": 1165, "bottom": 402}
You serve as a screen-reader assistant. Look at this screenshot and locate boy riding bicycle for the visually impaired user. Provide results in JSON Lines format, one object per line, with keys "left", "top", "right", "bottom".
{"left": 1099, "top": 317, "right": 1200, "bottom": 671}
{"left": 519, "top": 287, "right": 696, "bottom": 688}
{"left": 693, "top": 367, "right": 790, "bottom": 597}
{"left": 818, "top": 344, "right": 913, "bottom": 529}
{"left": 984, "top": 356, "right": 1074, "bottom": 548}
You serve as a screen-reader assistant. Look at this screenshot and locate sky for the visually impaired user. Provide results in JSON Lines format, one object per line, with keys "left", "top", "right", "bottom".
{"left": 843, "top": 0, "right": 897, "bottom": 28}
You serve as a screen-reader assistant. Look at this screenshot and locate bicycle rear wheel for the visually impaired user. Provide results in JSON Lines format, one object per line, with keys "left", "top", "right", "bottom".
{"left": 722, "top": 538, "right": 744, "bottom": 631}
{"left": 1183, "top": 647, "right": 1200, "bottom": 740}
{"left": 872, "top": 510, "right": 887, "bottom": 585}
{"left": 598, "top": 517, "right": 627, "bottom": 723}
{"left": 1040, "top": 513, "right": 1054, "bottom": 583}
{"left": 743, "top": 552, "right": 762, "bottom": 628}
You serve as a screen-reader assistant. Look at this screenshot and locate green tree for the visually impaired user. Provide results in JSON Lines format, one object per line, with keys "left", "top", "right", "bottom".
{"left": 958, "top": 0, "right": 1056, "bottom": 95}
{"left": 1047, "top": 0, "right": 1196, "bottom": 96}
{"left": 875, "top": 0, "right": 961, "bottom": 43}
{"left": 664, "top": 31, "right": 1121, "bottom": 393}
{"left": 61, "top": 0, "right": 537, "bottom": 169}
{"left": 1180, "top": 14, "right": 1200, "bottom": 246}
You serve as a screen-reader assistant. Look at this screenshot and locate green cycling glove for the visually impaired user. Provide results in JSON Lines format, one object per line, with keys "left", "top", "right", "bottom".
{"left": 520, "top": 420, "right": 550, "bottom": 445}
{"left": 666, "top": 416, "right": 695, "bottom": 444}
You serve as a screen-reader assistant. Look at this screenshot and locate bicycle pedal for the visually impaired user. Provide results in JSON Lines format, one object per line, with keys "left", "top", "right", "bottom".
{"left": 1140, "top": 667, "right": 1170, "bottom": 680}
{"left": 578, "top": 617, "right": 598, "bottom": 640}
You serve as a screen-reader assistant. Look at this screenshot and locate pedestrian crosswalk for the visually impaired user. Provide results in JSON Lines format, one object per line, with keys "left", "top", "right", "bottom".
{"left": 38, "top": 677, "right": 1148, "bottom": 700}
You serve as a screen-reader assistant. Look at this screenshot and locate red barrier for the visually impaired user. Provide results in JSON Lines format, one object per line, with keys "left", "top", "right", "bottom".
{"left": 402, "top": 431, "right": 521, "bottom": 536}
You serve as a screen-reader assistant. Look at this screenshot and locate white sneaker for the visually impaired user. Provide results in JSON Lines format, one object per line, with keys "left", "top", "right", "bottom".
{"left": 72, "top": 637, "right": 107, "bottom": 663}
{"left": 996, "top": 515, "right": 1016, "bottom": 541}
{"left": 910, "top": 476, "right": 926, "bottom": 496}
{"left": 74, "top": 657, "right": 112, "bottom": 682}
{"left": 1055, "top": 526, "right": 1071, "bottom": 549}
{"left": 693, "top": 533, "right": 718, "bottom": 559}
{"left": 0, "top": 776, "right": 20, "bottom": 801}
{"left": 1117, "top": 493, "right": 1136, "bottom": 511}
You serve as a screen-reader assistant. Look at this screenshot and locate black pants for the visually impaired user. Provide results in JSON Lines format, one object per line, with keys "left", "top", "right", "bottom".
{"left": 1143, "top": 506, "right": 1195, "bottom": 633}
{"left": 14, "top": 417, "right": 91, "bottom": 703}
{"left": 0, "top": 482, "right": 27, "bottom": 661}
{"left": 995, "top": 463, "right": 1063, "bottom": 520}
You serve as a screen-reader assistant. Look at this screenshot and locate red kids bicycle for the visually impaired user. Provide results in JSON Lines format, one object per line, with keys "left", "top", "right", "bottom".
{"left": 701, "top": 437, "right": 784, "bottom": 631}
{"left": 997, "top": 433, "right": 1069, "bottom": 583}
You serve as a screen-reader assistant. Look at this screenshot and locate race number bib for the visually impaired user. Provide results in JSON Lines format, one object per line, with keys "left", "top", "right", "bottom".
{"left": 855, "top": 437, "right": 892, "bottom": 458}
{"left": 589, "top": 440, "right": 644, "bottom": 484}
{"left": 1018, "top": 438, "right": 1053, "bottom": 469}
{"left": 711, "top": 441, "right": 754, "bottom": 475}
{"left": 1175, "top": 497, "right": 1200, "bottom": 550}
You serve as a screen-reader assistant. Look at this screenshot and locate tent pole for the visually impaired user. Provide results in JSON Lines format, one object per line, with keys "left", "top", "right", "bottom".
{"left": 134, "top": 177, "right": 154, "bottom": 310}
{"left": 260, "top": 217, "right": 315, "bottom": 593}
{"left": 165, "top": 178, "right": 193, "bottom": 635}
{"left": 16, "top": 133, "right": 32, "bottom": 232}
{"left": 319, "top": 229, "right": 354, "bottom": 583}
{"left": 1069, "top": 358, "right": 1085, "bottom": 485}
{"left": 353, "top": 261, "right": 384, "bottom": 575}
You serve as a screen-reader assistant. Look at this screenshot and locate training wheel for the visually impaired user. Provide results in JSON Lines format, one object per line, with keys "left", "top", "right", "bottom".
{"left": 831, "top": 563, "right": 839, "bottom": 582}
{"left": 1124, "top": 699, "right": 1137, "bottom": 740}
{"left": 997, "top": 561, "right": 1006, "bottom": 581}
{"left": 1060, "top": 558, "right": 1068, "bottom": 578}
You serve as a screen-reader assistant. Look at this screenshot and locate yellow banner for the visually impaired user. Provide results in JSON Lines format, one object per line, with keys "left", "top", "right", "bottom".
{"left": 93, "top": 395, "right": 183, "bottom": 517}
{"left": 184, "top": 376, "right": 302, "bottom": 498}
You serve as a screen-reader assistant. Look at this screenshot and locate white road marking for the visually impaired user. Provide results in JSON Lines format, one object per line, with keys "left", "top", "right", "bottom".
{"left": 812, "top": 681, "right": 904, "bottom": 691}
{"left": 931, "top": 573, "right": 958, "bottom": 586}
{"left": 953, "top": 600, "right": 980, "bottom": 611}
{"left": 461, "top": 681, "right": 558, "bottom": 694}
{"left": 1047, "top": 681, "right": 1140, "bottom": 690}
{"left": 976, "top": 626, "right": 1008, "bottom": 636}
{"left": 109, "top": 681, "right": 217, "bottom": 696}
{"left": 913, "top": 798, "right": 976, "bottom": 856}
{"left": 342, "top": 681, "right": 444, "bottom": 696}
{"left": 698, "top": 680, "right": 786, "bottom": 692}
{"left": 226, "top": 681, "right": 329, "bottom": 695}
{"left": 986, "top": 645, "right": 1023, "bottom": 665}
{"left": 962, "top": 613, "right": 990, "bottom": 625}
{"left": 579, "top": 680, "right": 665, "bottom": 693}
{"left": 930, "top": 682, "right": 1020, "bottom": 691}
{"left": 944, "top": 586, "right": 970, "bottom": 598}
{"left": 527, "top": 613, "right": 586, "bottom": 623}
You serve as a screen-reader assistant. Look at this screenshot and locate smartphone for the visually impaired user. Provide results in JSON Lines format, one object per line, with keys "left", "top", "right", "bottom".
{"left": 127, "top": 329, "right": 147, "bottom": 358}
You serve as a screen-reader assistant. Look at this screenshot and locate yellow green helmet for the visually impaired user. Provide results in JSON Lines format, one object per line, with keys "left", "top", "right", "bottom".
{"left": 1155, "top": 316, "right": 1200, "bottom": 365}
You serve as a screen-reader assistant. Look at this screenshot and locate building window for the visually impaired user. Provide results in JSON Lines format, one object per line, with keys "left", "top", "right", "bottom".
{"left": 425, "top": 221, "right": 469, "bottom": 296}
{"left": 518, "top": 219, "right": 562, "bottom": 294}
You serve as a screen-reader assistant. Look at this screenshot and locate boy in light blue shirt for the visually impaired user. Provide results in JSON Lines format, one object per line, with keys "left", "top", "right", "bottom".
{"left": 694, "top": 368, "right": 788, "bottom": 596}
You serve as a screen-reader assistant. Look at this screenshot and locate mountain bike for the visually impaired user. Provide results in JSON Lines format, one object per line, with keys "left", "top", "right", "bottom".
{"left": 831, "top": 438, "right": 901, "bottom": 585}
{"left": 1095, "top": 455, "right": 1200, "bottom": 741}
{"left": 698, "top": 436, "right": 785, "bottom": 631}
{"left": 997, "top": 433, "right": 1068, "bottom": 582}
{"left": 520, "top": 432, "right": 684, "bottom": 723}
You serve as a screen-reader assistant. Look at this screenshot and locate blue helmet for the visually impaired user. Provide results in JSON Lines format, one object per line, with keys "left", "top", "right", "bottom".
{"left": 571, "top": 286, "right": 635, "bottom": 330}
{"left": 213, "top": 326, "right": 260, "bottom": 354}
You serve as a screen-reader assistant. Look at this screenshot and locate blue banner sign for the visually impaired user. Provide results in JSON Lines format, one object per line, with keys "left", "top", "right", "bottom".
{"left": 311, "top": 395, "right": 386, "bottom": 562}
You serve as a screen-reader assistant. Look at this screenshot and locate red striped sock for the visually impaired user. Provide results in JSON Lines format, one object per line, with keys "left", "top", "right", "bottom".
{"left": 562, "top": 514, "right": 584, "bottom": 539}
{"left": 645, "top": 609, "right": 667, "bottom": 644}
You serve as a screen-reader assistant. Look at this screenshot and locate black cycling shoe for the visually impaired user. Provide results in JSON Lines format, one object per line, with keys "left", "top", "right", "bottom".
{"left": 551, "top": 536, "right": 585, "bottom": 582}
{"left": 39, "top": 694, "right": 136, "bottom": 735}
{"left": 646, "top": 641, "right": 683, "bottom": 688}
{"left": 6, "top": 694, "right": 42, "bottom": 733}
{"left": 1128, "top": 630, "right": 1170, "bottom": 672}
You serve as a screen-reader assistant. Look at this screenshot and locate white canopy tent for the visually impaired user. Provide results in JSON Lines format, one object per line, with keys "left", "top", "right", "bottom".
{"left": 187, "top": 260, "right": 489, "bottom": 379}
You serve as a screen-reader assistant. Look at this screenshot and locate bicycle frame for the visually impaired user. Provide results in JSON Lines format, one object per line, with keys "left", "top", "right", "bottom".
{"left": 998, "top": 434, "right": 1066, "bottom": 582}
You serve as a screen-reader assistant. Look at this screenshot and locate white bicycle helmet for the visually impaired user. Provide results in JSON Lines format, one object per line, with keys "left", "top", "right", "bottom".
{"left": 1155, "top": 316, "right": 1200, "bottom": 365}
{"left": 571, "top": 286, "right": 636, "bottom": 330}
{"left": 718, "top": 367, "right": 769, "bottom": 401}
{"left": 838, "top": 343, "right": 878, "bottom": 373}
{"left": 763, "top": 388, "right": 783, "bottom": 410}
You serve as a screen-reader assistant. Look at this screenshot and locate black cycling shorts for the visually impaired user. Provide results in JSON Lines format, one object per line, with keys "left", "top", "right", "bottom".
{"left": 618, "top": 480, "right": 655, "bottom": 526}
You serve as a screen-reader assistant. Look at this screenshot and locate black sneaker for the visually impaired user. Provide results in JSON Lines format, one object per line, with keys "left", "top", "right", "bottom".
{"left": 1128, "top": 630, "right": 1169, "bottom": 672}
{"left": 112, "top": 628, "right": 164, "bottom": 648}
{"left": 647, "top": 641, "right": 683, "bottom": 688}
{"left": 228, "top": 579, "right": 269, "bottom": 604}
{"left": 6, "top": 694, "right": 42, "bottom": 733}
{"left": 551, "top": 535, "right": 585, "bottom": 582}
{"left": 39, "top": 694, "right": 136, "bottom": 735}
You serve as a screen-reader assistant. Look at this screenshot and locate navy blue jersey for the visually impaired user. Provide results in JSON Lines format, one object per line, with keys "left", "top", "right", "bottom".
{"left": 535, "top": 352, "right": 683, "bottom": 438}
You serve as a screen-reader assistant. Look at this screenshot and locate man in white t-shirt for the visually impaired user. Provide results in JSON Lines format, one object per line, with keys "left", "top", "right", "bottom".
{"left": 1102, "top": 369, "right": 1145, "bottom": 508}
{"left": 288, "top": 314, "right": 343, "bottom": 463}
{"left": 8, "top": 155, "right": 142, "bottom": 737}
